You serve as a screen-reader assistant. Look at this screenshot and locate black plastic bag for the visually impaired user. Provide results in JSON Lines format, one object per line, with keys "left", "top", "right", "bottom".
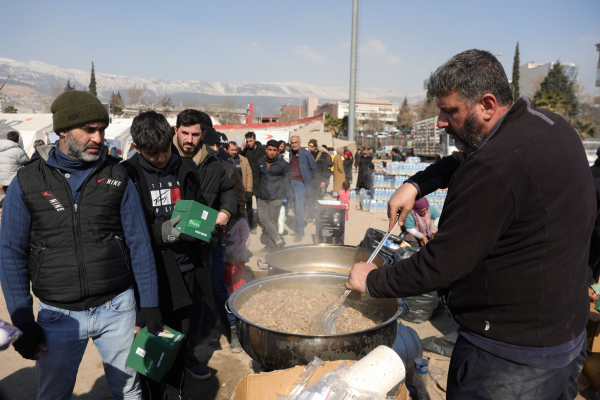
{"left": 359, "top": 228, "right": 419, "bottom": 264}
{"left": 400, "top": 292, "right": 440, "bottom": 323}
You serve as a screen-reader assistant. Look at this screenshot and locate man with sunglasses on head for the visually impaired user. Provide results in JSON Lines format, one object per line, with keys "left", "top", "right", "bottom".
{"left": 0, "top": 91, "right": 160, "bottom": 399}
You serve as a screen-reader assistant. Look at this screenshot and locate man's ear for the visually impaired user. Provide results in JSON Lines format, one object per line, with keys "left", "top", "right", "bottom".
{"left": 132, "top": 143, "right": 141, "bottom": 154}
{"left": 58, "top": 130, "right": 68, "bottom": 139}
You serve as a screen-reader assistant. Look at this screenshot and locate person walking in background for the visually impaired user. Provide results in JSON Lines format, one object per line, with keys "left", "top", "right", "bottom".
{"left": 0, "top": 127, "right": 29, "bottom": 196}
{"left": 391, "top": 148, "right": 404, "bottom": 162}
{"left": 257, "top": 140, "right": 291, "bottom": 252}
{"left": 333, "top": 147, "right": 345, "bottom": 194}
{"left": 0, "top": 91, "right": 160, "bottom": 399}
{"left": 354, "top": 147, "right": 362, "bottom": 172}
{"left": 278, "top": 140, "right": 290, "bottom": 162}
{"left": 343, "top": 146, "right": 353, "bottom": 182}
{"left": 241, "top": 131, "right": 266, "bottom": 232}
{"left": 357, "top": 150, "right": 374, "bottom": 190}
{"left": 306, "top": 139, "right": 331, "bottom": 220}
{"left": 227, "top": 141, "right": 253, "bottom": 196}
{"left": 288, "top": 135, "right": 317, "bottom": 242}
{"left": 337, "top": 181, "right": 351, "bottom": 221}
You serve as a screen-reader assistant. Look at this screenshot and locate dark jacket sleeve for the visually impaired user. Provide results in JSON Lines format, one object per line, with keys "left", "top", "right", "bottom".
{"left": 281, "top": 162, "right": 292, "bottom": 199}
{"left": 589, "top": 177, "right": 600, "bottom": 268}
{"left": 218, "top": 165, "right": 239, "bottom": 219}
{"left": 367, "top": 159, "right": 514, "bottom": 298}
{"left": 407, "top": 151, "right": 467, "bottom": 197}
{"left": 0, "top": 180, "right": 34, "bottom": 325}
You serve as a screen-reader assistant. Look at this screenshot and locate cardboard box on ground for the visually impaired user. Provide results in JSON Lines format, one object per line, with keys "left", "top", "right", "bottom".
{"left": 583, "top": 303, "right": 600, "bottom": 391}
{"left": 231, "top": 360, "right": 410, "bottom": 400}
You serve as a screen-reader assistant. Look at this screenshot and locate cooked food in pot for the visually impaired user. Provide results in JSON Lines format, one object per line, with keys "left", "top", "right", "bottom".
{"left": 238, "top": 288, "right": 387, "bottom": 335}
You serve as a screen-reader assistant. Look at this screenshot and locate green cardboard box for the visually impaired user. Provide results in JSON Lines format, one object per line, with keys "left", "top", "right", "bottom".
{"left": 171, "top": 200, "right": 218, "bottom": 242}
{"left": 126, "top": 325, "right": 184, "bottom": 382}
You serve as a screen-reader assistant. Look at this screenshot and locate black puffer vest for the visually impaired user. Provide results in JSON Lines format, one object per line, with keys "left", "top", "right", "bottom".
{"left": 17, "top": 151, "right": 133, "bottom": 310}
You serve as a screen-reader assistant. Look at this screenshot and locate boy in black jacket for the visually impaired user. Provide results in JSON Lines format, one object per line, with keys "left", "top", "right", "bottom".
{"left": 122, "top": 111, "right": 213, "bottom": 399}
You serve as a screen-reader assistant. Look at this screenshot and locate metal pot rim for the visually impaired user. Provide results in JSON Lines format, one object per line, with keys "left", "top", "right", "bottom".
{"left": 228, "top": 271, "right": 403, "bottom": 338}
{"left": 263, "top": 244, "right": 380, "bottom": 264}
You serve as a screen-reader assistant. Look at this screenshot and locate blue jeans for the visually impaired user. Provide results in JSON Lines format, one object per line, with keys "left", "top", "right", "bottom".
{"left": 36, "top": 288, "right": 140, "bottom": 400}
{"left": 291, "top": 180, "right": 307, "bottom": 234}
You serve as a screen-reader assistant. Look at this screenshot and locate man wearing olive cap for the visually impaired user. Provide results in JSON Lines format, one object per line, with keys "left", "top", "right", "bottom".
{"left": 0, "top": 90, "right": 160, "bottom": 399}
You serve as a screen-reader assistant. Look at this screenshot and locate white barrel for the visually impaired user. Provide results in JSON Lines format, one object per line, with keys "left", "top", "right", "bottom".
{"left": 343, "top": 345, "right": 406, "bottom": 395}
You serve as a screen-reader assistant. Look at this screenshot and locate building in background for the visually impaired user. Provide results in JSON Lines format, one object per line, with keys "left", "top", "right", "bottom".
{"left": 519, "top": 61, "right": 579, "bottom": 98}
{"left": 303, "top": 98, "right": 318, "bottom": 118}
{"left": 314, "top": 99, "right": 400, "bottom": 131}
{"left": 280, "top": 105, "right": 302, "bottom": 121}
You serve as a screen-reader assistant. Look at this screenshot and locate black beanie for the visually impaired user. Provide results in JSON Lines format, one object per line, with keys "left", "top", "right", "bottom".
{"left": 203, "top": 127, "right": 220, "bottom": 146}
{"left": 51, "top": 90, "right": 109, "bottom": 133}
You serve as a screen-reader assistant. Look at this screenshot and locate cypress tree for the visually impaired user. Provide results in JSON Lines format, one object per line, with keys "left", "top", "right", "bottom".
{"left": 64, "top": 79, "right": 75, "bottom": 92}
{"left": 512, "top": 42, "right": 520, "bottom": 99}
{"left": 89, "top": 62, "right": 97, "bottom": 97}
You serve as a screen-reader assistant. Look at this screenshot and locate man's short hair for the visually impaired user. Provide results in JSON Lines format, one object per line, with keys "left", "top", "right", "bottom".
{"left": 428, "top": 49, "right": 513, "bottom": 108}
{"left": 391, "top": 147, "right": 400, "bottom": 154}
{"left": 229, "top": 141, "right": 238, "bottom": 147}
{"left": 291, "top": 135, "right": 300, "bottom": 142}
{"left": 245, "top": 131, "right": 256, "bottom": 139}
{"left": 6, "top": 131, "right": 19, "bottom": 143}
{"left": 278, "top": 140, "right": 285, "bottom": 147}
{"left": 176, "top": 109, "right": 212, "bottom": 128}
{"left": 131, "top": 111, "right": 173, "bottom": 152}
{"left": 266, "top": 139, "right": 279, "bottom": 148}
{"left": 368, "top": 163, "right": 375, "bottom": 170}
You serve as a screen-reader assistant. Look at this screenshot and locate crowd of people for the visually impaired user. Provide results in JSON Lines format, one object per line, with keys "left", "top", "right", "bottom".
{"left": 0, "top": 90, "right": 366, "bottom": 399}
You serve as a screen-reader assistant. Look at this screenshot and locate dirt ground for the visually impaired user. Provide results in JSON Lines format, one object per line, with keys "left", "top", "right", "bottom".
{"left": 0, "top": 168, "right": 592, "bottom": 399}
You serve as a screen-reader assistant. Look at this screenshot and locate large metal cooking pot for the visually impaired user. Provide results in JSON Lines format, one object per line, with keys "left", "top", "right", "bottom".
{"left": 256, "top": 244, "right": 388, "bottom": 275}
{"left": 227, "top": 272, "right": 406, "bottom": 370}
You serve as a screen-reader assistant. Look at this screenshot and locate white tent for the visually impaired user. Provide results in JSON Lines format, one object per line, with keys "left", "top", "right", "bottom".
{"left": 0, "top": 114, "right": 53, "bottom": 156}
{"left": 104, "top": 118, "right": 134, "bottom": 158}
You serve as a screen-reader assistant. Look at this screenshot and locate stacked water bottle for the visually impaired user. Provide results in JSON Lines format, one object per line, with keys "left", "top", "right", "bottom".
{"left": 426, "top": 190, "right": 447, "bottom": 214}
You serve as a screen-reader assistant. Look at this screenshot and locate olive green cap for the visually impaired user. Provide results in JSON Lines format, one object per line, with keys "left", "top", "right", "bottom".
{"left": 51, "top": 90, "right": 109, "bottom": 133}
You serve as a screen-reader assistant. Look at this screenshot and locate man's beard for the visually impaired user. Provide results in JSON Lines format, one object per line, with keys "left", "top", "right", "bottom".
{"left": 177, "top": 136, "right": 200, "bottom": 156}
{"left": 446, "top": 109, "right": 486, "bottom": 153}
{"left": 65, "top": 132, "right": 103, "bottom": 162}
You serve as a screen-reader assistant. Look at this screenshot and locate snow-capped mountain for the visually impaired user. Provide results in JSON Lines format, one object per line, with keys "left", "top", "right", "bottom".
{"left": 0, "top": 57, "right": 405, "bottom": 102}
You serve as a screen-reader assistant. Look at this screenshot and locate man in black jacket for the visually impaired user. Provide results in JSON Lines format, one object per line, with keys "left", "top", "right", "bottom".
{"left": 241, "top": 131, "right": 266, "bottom": 232}
{"left": 122, "top": 111, "right": 212, "bottom": 399}
{"left": 257, "top": 140, "right": 291, "bottom": 252}
{"left": 172, "top": 109, "right": 238, "bottom": 378}
{"left": 306, "top": 139, "right": 331, "bottom": 220}
{"left": 346, "top": 50, "right": 594, "bottom": 399}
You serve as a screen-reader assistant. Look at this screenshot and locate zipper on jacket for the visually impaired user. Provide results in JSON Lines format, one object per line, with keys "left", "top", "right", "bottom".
{"left": 31, "top": 247, "right": 46, "bottom": 286}
{"left": 114, "top": 235, "right": 132, "bottom": 271}
{"left": 52, "top": 159, "right": 104, "bottom": 307}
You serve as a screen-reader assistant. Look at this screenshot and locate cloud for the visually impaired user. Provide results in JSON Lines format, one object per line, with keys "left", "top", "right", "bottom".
{"left": 387, "top": 55, "right": 402, "bottom": 66}
{"left": 292, "top": 45, "right": 325, "bottom": 62}
{"left": 580, "top": 36, "right": 600, "bottom": 42}
{"left": 250, "top": 42, "right": 260, "bottom": 48}
{"left": 362, "top": 39, "right": 386, "bottom": 57}
{"left": 361, "top": 39, "right": 401, "bottom": 66}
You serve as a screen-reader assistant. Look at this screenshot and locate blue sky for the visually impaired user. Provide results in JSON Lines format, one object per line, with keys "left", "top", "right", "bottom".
{"left": 2, "top": 0, "right": 599, "bottom": 98}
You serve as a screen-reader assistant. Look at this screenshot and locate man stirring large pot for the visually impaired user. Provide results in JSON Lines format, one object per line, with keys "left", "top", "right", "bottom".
{"left": 345, "top": 50, "right": 594, "bottom": 400}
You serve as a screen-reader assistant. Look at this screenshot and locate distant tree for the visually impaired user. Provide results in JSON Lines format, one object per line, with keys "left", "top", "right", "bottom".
{"left": 396, "top": 95, "right": 415, "bottom": 130}
{"left": 109, "top": 91, "right": 125, "bottom": 115}
{"left": 341, "top": 115, "right": 358, "bottom": 136}
{"left": 534, "top": 92, "right": 567, "bottom": 116}
{"left": 3, "top": 105, "right": 18, "bottom": 114}
{"left": 64, "top": 79, "right": 76, "bottom": 92}
{"left": 574, "top": 119, "right": 598, "bottom": 138}
{"left": 416, "top": 99, "right": 439, "bottom": 120}
{"left": 218, "top": 97, "right": 242, "bottom": 125}
{"left": 324, "top": 113, "right": 342, "bottom": 137}
{"left": 182, "top": 98, "right": 199, "bottom": 109}
{"left": 533, "top": 61, "right": 578, "bottom": 119}
{"left": 158, "top": 96, "right": 174, "bottom": 115}
{"left": 127, "top": 83, "right": 148, "bottom": 106}
{"left": 512, "top": 42, "right": 520, "bottom": 99}
{"left": 365, "top": 113, "right": 385, "bottom": 134}
{"left": 89, "top": 62, "right": 97, "bottom": 97}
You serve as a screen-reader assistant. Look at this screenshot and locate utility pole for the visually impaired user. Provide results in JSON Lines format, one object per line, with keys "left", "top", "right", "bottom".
{"left": 348, "top": 0, "right": 358, "bottom": 141}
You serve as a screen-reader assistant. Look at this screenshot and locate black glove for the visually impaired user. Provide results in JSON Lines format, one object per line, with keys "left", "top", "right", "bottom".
{"left": 13, "top": 321, "right": 45, "bottom": 360}
{"left": 135, "top": 307, "right": 162, "bottom": 335}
